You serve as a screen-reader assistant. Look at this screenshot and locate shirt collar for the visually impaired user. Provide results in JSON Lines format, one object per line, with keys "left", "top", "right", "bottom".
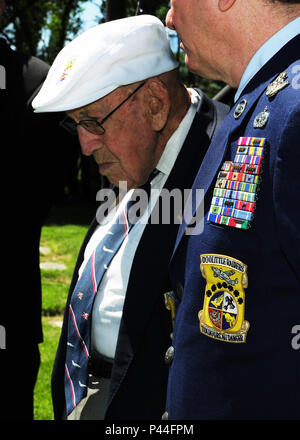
{"left": 235, "top": 16, "right": 300, "bottom": 102}
{"left": 155, "top": 88, "right": 199, "bottom": 177}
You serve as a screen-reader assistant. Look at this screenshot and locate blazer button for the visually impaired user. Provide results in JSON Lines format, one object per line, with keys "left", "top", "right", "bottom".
{"left": 161, "top": 411, "right": 169, "bottom": 420}
{"left": 176, "top": 282, "right": 184, "bottom": 300}
{"left": 165, "top": 345, "right": 175, "bottom": 364}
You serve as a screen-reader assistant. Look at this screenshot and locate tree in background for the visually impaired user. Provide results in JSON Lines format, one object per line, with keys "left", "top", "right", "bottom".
{"left": 103, "top": 0, "right": 167, "bottom": 21}
{"left": 103, "top": 0, "right": 227, "bottom": 98}
{"left": 0, "top": 0, "right": 232, "bottom": 202}
{"left": 45, "top": 0, "right": 90, "bottom": 63}
{"left": 0, "top": 0, "right": 90, "bottom": 63}
{"left": 0, "top": 0, "right": 229, "bottom": 98}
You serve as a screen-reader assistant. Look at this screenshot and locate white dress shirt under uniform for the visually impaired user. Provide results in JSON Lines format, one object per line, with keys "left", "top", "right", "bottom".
{"left": 77, "top": 88, "right": 199, "bottom": 360}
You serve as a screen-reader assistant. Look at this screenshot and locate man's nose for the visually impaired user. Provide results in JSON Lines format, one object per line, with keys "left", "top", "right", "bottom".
{"left": 78, "top": 126, "right": 103, "bottom": 156}
{"left": 166, "top": 8, "right": 175, "bottom": 31}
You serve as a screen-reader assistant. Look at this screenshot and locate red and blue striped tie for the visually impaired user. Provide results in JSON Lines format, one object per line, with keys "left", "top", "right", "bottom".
{"left": 64, "top": 195, "right": 135, "bottom": 415}
{"left": 64, "top": 171, "right": 158, "bottom": 415}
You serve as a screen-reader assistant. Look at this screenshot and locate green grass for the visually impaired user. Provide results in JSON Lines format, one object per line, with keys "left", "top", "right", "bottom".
{"left": 34, "top": 319, "right": 62, "bottom": 420}
{"left": 40, "top": 224, "right": 88, "bottom": 315}
{"left": 33, "top": 202, "right": 94, "bottom": 420}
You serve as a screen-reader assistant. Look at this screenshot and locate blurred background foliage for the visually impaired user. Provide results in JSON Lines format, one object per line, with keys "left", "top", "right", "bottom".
{"left": 0, "top": 0, "right": 228, "bottom": 97}
{"left": 0, "top": 0, "right": 232, "bottom": 204}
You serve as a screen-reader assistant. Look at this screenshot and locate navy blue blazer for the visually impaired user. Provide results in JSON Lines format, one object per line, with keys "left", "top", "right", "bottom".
{"left": 166, "top": 35, "right": 300, "bottom": 420}
{"left": 51, "top": 90, "right": 228, "bottom": 420}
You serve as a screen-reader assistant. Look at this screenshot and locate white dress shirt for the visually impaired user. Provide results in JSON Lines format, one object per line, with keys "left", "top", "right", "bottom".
{"left": 78, "top": 88, "right": 200, "bottom": 359}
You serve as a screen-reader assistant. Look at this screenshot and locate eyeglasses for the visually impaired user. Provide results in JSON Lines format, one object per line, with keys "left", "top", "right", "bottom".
{"left": 60, "top": 82, "right": 146, "bottom": 136}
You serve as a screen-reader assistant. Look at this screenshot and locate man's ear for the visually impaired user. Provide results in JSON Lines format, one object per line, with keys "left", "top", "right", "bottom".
{"left": 145, "top": 79, "right": 170, "bottom": 132}
{"left": 218, "top": 0, "right": 236, "bottom": 12}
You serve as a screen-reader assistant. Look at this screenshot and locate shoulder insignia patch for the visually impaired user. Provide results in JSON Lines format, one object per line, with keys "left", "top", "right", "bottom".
{"left": 198, "top": 254, "right": 250, "bottom": 343}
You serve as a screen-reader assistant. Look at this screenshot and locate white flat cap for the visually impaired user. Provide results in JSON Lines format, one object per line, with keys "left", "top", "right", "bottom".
{"left": 32, "top": 15, "right": 178, "bottom": 113}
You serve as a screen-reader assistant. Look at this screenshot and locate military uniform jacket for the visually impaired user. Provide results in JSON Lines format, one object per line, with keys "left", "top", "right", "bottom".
{"left": 166, "top": 35, "right": 300, "bottom": 420}
{"left": 51, "top": 91, "right": 228, "bottom": 420}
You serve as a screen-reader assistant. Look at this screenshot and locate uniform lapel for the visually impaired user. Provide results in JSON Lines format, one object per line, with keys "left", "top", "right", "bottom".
{"left": 172, "top": 33, "right": 300, "bottom": 258}
{"left": 172, "top": 108, "right": 240, "bottom": 254}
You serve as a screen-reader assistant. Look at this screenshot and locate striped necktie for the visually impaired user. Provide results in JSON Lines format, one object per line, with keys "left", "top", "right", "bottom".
{"left": 64, "top": 171, "right": 158, "bottom": 415}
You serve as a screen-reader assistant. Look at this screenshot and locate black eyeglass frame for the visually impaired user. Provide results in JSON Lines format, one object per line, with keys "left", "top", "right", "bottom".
{"left": 60, "top": 81, "right": 146, "bottom": 136}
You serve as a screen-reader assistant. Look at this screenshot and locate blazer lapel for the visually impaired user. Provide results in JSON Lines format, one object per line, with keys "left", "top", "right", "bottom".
{"left": 107, "top": 91, "right": 227, "bottom": 406}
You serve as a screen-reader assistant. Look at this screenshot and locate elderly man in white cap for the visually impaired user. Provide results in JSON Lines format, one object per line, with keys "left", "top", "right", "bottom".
{"left": 33, "top": 15, "right": 228, "bottom": 420}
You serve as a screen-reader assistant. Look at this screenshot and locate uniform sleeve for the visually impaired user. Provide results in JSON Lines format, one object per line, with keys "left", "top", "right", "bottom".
{"left": 273, "top": 101, "right": 300, "bottom": 280}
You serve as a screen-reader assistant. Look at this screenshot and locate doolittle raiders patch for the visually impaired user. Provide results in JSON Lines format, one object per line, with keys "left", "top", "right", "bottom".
{"left": 198, "top": 254, "right": 250, "bottom": 343}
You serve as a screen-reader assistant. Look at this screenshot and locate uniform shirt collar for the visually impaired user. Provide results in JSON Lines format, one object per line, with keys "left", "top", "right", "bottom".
{"left": 235, "top": 16, "right": 300, "bottom": 102}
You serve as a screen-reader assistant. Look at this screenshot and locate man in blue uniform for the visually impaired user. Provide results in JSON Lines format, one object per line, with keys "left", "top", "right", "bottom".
{"left": 165, "top": 0, "right": 300, "bottom": 419}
